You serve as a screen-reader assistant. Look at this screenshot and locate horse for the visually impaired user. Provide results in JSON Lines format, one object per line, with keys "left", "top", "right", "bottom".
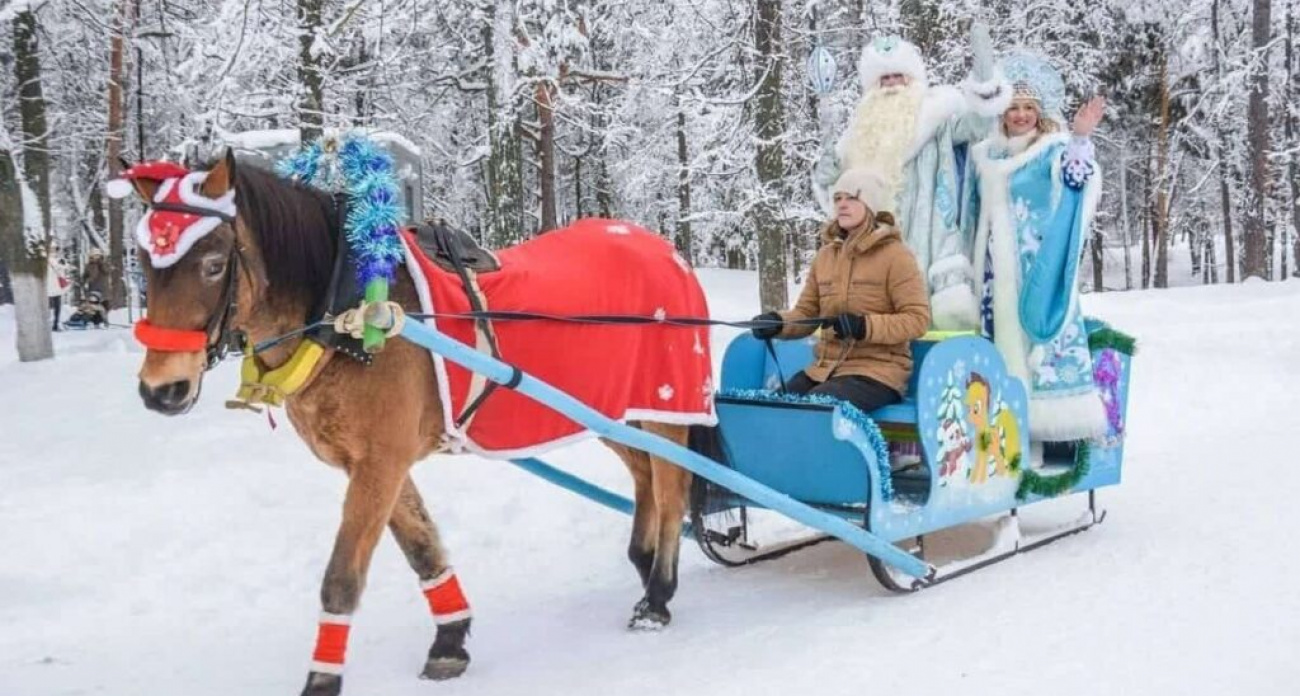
{"left": 128, "top": 150, "right": 697, "bottom": 696}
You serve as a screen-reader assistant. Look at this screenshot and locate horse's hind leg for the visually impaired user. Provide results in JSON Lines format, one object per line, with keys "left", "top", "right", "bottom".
{"left": 605, "top": 438, "right": 659, "bottom": 588}
{"left": 629, "top": 423, "right": 692, "bottom": 631}
{"left": 300, "top": 464, "right": 408, "bottom": 696}
{"left": 387, "top": 475, "right": 472, "bottom": 681}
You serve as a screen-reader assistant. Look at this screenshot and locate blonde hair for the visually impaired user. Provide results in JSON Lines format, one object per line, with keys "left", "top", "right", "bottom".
{"left": 1000, "top": 100, "right": 1060, "bottom": 139}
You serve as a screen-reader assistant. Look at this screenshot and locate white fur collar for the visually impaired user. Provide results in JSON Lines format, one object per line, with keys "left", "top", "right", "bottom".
{"left": 972, "top": 132, "right": 1072, "bottom": 175}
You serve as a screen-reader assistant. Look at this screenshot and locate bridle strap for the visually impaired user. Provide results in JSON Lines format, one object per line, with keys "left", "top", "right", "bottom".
{"left": 134, "top": 319, "right": 208, "bottom": 352}
{"left": 150, "top": 201, "right": 237, "bottom": 224}
{"left": 202, "top": 246, "right": 248, "bottom": 370}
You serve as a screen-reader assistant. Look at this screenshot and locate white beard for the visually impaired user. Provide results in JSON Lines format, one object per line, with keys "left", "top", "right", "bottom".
{"left": 839, "top": 84, "right": 924, "bottom": 206}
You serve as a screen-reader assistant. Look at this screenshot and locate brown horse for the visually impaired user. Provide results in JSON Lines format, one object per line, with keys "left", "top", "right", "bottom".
{"left": 130, "top": 151, "right": 694, "bottom": 696}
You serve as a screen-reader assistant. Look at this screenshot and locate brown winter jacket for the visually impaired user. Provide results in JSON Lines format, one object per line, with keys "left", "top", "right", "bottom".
{"left": 776, "top": 219, "right": 930, "bottom": 395}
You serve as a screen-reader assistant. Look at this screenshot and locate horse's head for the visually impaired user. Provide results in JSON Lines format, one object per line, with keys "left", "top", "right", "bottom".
{"left": 125, "top": 150, "right": 266, "bottom": 415}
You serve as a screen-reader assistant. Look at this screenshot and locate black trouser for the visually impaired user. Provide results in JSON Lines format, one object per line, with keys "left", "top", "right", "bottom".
{"left": 49, "top": 296, "right": 62, "bottom": 330}
{"left": 785, "top": 371, "right": 902, "bottom": 414}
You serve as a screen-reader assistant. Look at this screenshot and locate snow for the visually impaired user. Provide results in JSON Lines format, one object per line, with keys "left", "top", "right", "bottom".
{"left": 3, "top": 275, "right": 1300, "bottom": 695}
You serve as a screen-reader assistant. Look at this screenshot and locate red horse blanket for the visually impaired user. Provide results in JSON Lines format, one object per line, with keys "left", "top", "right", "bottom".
{"left": 400, "top": 218, "right": 716, "bottom": 458}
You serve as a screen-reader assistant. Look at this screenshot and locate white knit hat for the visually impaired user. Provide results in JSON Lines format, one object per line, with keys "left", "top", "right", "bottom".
{"left": 831, "top": 167, "right": 892, "bottom": 216}
{"left": 859, "top": 35, "right": 928, "bottom": 91}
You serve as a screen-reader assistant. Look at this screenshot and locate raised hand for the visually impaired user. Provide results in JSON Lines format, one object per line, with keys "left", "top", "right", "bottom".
{"left": 1072, "top": 96, "right": 1106, "bottom": 138}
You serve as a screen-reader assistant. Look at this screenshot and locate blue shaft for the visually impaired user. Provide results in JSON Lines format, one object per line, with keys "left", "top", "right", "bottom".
{"left": 508, "top": 458, "right": 693, "bottom": 537}
{"left": 400, "top": 320, "right": 931, "bottom": 579}
{"left": 509, "top": 458, "right": 634, "bottom": 515}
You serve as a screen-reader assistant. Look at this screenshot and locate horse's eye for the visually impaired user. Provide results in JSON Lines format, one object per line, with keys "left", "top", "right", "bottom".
{"left": 203, "top": 259, "right": 226, "bottom": 279}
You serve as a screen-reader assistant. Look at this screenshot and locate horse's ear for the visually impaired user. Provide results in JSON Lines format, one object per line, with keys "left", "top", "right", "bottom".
{"left": 201, "top": 148, "right": 236, "bottom": 198}
{"left": 108, "top": 158, "right": 160, "bottom": 202}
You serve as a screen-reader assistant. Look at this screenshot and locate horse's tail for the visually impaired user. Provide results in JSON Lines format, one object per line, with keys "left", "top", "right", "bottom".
{"left": 686, "top": 424, "right": 733, "bottom": 523}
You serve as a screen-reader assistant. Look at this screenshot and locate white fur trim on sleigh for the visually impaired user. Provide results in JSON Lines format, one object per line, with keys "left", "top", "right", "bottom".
{"left": 1029, "top": 390, "right": 1109, "bottom": 442}
{"left": 962, "top": 70, "right": 1013, "bottom": 118}
{"left": 929, "top": 282, "right": 980, "bottom": 331}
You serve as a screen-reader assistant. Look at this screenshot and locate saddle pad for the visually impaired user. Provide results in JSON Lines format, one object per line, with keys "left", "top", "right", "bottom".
{"left": 400, "top": 218, "right": 717, "bottom": 458}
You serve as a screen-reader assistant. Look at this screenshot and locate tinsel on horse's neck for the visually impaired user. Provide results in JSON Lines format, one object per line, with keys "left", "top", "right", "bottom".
{"left": 233, "top": 165, "right": 339, "bottom": 309}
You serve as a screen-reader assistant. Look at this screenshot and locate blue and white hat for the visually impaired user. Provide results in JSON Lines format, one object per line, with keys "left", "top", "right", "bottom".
{"left": 1001, "top": 52, "right": 1066, "bottom": 123}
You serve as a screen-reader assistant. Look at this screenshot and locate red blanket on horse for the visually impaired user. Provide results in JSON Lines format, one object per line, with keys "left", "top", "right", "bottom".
{"left": 400, "top": 219, "right": 716, "bottom": 457}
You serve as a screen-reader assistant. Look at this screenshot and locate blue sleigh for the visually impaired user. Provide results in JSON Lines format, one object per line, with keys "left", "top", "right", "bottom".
{"left": 690, "top": 325, "right": 1133, "bottom": 589}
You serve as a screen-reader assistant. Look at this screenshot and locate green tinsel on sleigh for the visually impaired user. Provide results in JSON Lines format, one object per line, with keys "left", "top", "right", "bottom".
{"left": 1016, "top": 441, "right": 1091, "bottom": 500}
{"left": 1088, "top": 327, "right": 1137, "bottom": 356}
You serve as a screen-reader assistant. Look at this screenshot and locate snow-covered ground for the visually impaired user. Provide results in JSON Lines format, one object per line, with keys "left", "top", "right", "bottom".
{"left": 2, "top": 271, "right": 1298, "bottom": 696}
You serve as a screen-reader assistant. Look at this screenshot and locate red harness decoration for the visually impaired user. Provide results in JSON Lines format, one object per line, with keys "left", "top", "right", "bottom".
{"left": 133, "top": 319, "right": 208, "bottom": 353}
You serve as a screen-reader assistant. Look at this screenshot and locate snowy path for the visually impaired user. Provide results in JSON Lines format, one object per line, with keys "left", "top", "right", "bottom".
{"left": 2, "top": 274, "right": 1297, "bottom": 696}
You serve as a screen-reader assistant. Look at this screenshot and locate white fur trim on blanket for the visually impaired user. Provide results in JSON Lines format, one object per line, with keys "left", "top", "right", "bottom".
{"left": 401, "top": 241, "right": 467, "bottom": 450}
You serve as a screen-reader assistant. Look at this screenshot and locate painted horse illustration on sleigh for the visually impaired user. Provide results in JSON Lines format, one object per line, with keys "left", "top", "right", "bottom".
{"left": 117, "top": 132, "right": 1133, "bottom": 696}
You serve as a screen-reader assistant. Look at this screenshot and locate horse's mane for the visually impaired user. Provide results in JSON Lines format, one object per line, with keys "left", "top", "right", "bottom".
{"left": 234, "top": 164, "right": 338, "bottom": 305}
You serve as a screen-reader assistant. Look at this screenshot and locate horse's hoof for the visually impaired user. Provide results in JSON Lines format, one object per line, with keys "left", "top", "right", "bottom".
{"left": 628, "top": 598, "right": 671, "bottom": 631}
{"left": 421, "top": 655, "right": 470, "bottom": 681}
{"left": 300, "top": 671, "right": 342, "bottom": 696}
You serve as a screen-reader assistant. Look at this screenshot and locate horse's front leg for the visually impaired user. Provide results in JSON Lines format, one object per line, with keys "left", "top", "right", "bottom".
{"left": 387, "top": 475, "right": 472, "bottom": 681}
{"left": 300, "top": 463, "right": 408, "bottom": 696}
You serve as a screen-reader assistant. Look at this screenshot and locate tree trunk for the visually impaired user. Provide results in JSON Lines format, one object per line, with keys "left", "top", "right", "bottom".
{"left": 1242, "top": 0, "right": 1273, "bottom": 279}
{"left": 6, "top": 13, "right": 54, "bottom": 361}
{"left": 483, "top": 1, "right": 525, "bottom": 246}
{"left": 676, "top": 103, "right": 694, "bottom": 263}
{"left": 1212, "top": 0, "right": 1239, "bottom": 284}
{"left": 536, "top": 81, "right": 558, "bottom": 233}
{"left": 105, "top": 0, "right": 133, "bottom": 309}
{"left": 753, "top": 0, "right": 788, "bottom": 312}
{"left": 1153, "top": 50, "right": 1172, "bottom": 289}
{"left": 1142, "top": 141, "right": 1153, "bottom": 289}
{"left": 1201, "top": 227, "right": 1211, "bottom": 284}
{"left": 1091, "top": 229, "right": 1105, "bottom": 292}
{"left": 297, "top": 0, "right": 325, "bottom": 143}
{"left": 1289, "top": 0, "right": 1300, "bottom": 277}
{"left": 1120, "top": 151, "right": 1133, "bottom": 290}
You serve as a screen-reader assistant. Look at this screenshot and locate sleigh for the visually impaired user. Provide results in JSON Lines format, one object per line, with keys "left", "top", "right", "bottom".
{"left": 689, "top": 324, "right": 1133, "bottom": 589}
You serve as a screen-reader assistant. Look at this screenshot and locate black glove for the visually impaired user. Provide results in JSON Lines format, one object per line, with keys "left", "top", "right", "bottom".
{"left": 751, "top": 312, "right": 782, "bottom": 340}
{"left": 825, "top": 313, "right": 867, "bottom": 341}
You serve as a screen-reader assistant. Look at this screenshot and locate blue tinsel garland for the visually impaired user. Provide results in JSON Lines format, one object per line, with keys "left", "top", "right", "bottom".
{"left": 276, "top": 133, "right": 406, "bottom": 287}
{"left": 717, "top": 388, "right": 895, "bottom": 502}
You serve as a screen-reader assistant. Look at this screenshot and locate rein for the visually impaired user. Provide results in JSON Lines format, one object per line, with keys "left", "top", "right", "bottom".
{"left": 247, "top": 312, "right": 827, "bottom": 356}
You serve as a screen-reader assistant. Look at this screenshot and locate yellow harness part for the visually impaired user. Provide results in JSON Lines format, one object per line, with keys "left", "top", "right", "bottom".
{"left": 227, "top": 339, "right": 327, "bottom": 410}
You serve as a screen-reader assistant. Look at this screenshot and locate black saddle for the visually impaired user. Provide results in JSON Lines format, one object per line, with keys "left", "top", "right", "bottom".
{"left": 413, "top": 220, "right": 500, "bottom": 274}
